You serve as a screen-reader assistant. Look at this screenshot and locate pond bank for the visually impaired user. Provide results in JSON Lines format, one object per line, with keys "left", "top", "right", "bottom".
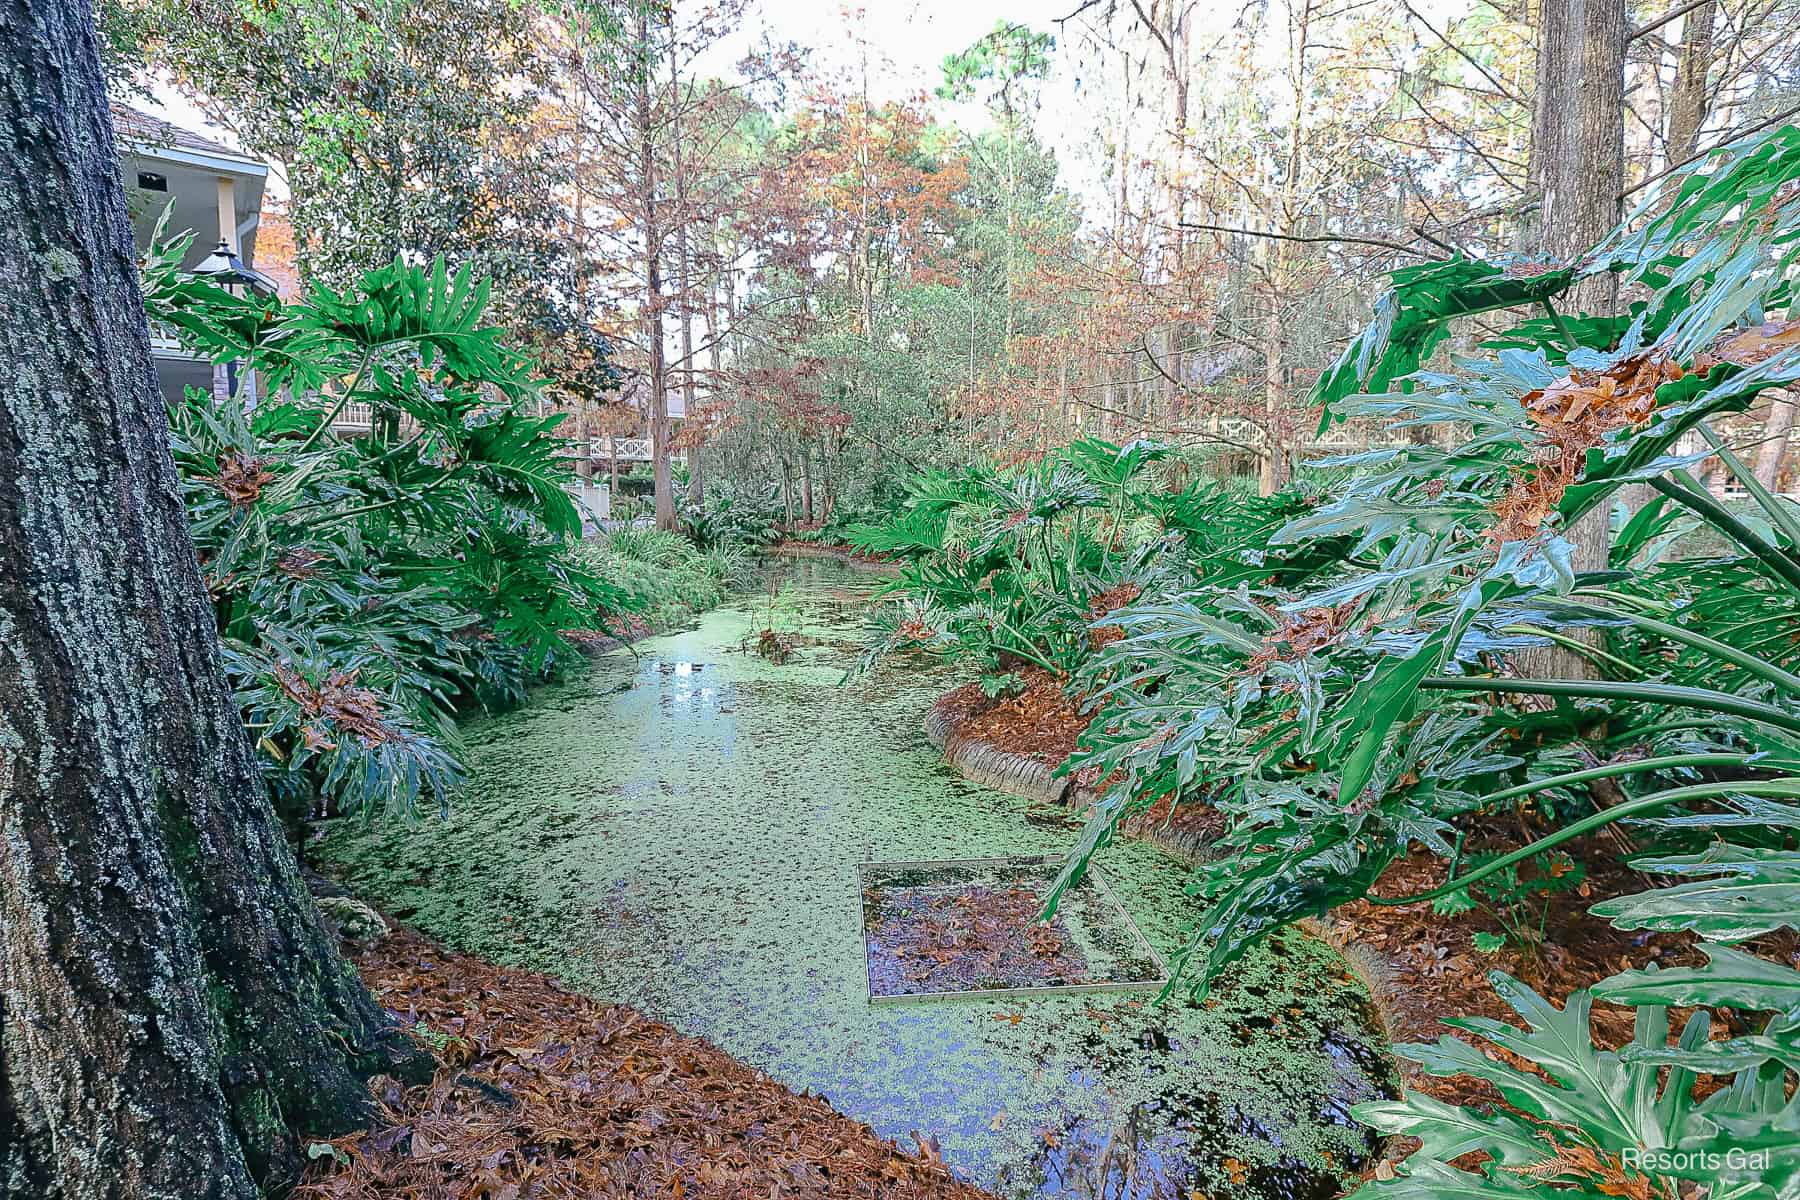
{"left": 318, "top": 558, "right": 1394, "bottom": 1199}
{"left": 297, "top": 923, "right": 991, "bottom": 1198}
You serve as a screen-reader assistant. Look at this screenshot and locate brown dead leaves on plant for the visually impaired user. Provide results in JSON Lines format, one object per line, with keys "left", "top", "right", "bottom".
{"left": 209, "top": 451, "right": 275, "bottom": 508}
{"left": 276, "top": 665, "right": 398, "bottom": 750}
{"left": 1490, "top": 354, "right": 1682, "bottom": 547}
{"left": 1490, "top": 317, "right": 1800, "bottom": 547}
{"left": 1246, "top": 604, "right": 1359, "bottom": 674}
{"left": 1696, "top": 318, "right": 1800, "bottom": 371}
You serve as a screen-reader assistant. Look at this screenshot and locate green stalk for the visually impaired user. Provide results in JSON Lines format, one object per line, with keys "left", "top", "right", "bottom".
{"left": 1540, "top": 297, "right": 1578, "bottom": 351}
{"left": 1698, "top": 421, "right": 1800, "bottom": 550}
{"left": 1648, "top": 476, "right": 1800, "bottom": 595}
{"left": 1501, "top": 623, "right": 1645, "bottom": 677}
{"left": 1562, "top": 594, "right": 1800, "bottom": 696}
{"left": 297, "top": 348, "right": 376, "bottom": 454}
{"left": 1418, "top": 675, "right": 1800, "bottom": 735}
{"left": 1572, "top": 586, "right": 1662, "bottom": 613}
{"left": 1372, "top": 778, "right": 1800, "bottom": 907}
{"left": 1600, "top": 718, "right": 1721, "bottom": 746}
{"left": 1477, "top": 752, "right": 1764, "bottom": 806}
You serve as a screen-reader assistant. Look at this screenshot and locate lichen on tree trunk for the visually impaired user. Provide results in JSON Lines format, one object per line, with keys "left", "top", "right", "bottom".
{"left": 0, "top": 3, "right": 429, "bottom": 1196}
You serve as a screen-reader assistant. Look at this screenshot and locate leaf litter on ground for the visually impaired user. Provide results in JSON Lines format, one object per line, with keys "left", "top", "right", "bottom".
{"left": 296, "top": 925, "right": 996, "bottom": 1199}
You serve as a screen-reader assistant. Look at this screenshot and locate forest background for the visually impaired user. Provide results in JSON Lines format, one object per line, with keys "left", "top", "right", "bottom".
{"left": 104, "top": 0, "right": 1800, "bottom": 534}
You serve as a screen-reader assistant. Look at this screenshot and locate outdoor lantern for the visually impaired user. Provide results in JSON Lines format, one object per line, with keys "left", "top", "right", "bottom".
{"left": 191, "top": 238, "right": 280, "bottom": 297}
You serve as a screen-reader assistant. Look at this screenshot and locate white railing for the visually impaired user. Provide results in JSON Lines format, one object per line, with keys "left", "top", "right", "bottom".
{"left": 148, "top": 321, "right": 196, "bottom": 360}
{"left": 566, "top": 437, "right": 685, "bottom": 464}
{"left": 333, "top": 401, "right": 375, "bottom": 431}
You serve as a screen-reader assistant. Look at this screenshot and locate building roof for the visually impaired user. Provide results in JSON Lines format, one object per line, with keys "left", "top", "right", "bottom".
{"left": 111, "top": 102, "right": 261, "bottom": 167}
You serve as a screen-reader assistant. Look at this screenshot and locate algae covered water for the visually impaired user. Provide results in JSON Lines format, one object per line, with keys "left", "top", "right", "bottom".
{"left": 319, "top": 557, "right": 1392, "bottom": 1199}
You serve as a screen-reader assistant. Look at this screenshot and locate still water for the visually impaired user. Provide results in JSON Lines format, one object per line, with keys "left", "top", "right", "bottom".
{"left": 321, "top": 557, "right": 1392, "bottom": 1199}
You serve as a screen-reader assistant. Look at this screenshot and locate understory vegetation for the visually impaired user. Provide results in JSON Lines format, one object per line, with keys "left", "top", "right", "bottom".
{"left": 145, "top": 222, "right": 633, "bottom": 822}
{"left": 859, "top": 126, "right": 1800, "bottom": 1200}
{"left": 579, "top": 528, "right": 748, "bottom": 629}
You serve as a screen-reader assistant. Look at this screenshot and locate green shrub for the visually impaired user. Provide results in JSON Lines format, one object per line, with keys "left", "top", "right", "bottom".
{"left": 144, "top": 218, "right": 630, "bottom": 819}
{"left": 578, "top": 528, "right": 748, "bottom": 629}
{"left": 681, "top": 481, "right": 783, "bottom": 547}
{"left": 848, "top": 439, "right": 1333, "bottom": 679}
{"left": 1039, "top": 125, "right": 1800, "bottom": 1200}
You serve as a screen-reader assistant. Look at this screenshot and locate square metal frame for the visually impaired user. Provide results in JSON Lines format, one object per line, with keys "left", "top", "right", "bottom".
{"left": 855, "top": 854, "right": 1170, "bottom": 1005}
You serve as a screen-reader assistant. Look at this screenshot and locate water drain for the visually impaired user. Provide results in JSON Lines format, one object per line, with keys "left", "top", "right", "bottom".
{"left": 857, "top": 855, "right": 1168, "bottom": 1003}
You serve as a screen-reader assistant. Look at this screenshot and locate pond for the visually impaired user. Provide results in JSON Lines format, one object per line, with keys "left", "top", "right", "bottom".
{"left": 319, "top": 556, "right": 1394, "bottom": 1199}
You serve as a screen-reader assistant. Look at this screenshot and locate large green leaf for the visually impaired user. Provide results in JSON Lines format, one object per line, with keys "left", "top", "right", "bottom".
{"left": 1591, "top": 851, "right": 1800, "bottom": 942}
{"left": 1595, "top": 943, "right": 1800, "bottom": 1019}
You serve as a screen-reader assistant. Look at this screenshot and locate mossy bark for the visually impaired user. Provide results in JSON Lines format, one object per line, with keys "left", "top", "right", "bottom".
{"left": 0, "top": 3, "right": 430, "bottom": 1197}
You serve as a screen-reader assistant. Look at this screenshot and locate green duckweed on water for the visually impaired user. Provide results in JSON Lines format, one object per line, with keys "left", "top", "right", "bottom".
{"left": 319, "top": 557, "right": 1395, "bottom": 1199}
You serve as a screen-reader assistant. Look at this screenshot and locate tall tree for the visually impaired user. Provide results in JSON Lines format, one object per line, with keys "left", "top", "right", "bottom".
{"left": 0, "top": 2, "right": 428, "bottom": 1195}
{"left": 939, "top": 20, "right": 1054, "bottom": 355}
{"left": 546, "top": 0, "right": 769, "bottom": 530}
{"left": 1528, "top": 0, "right": 1626, "bottom": 311}
{"left": 1518, "top": 0, "right": 1627, "bottom": 679}
{"left": 112, "top": 0, "right": 602, "bottom": 389}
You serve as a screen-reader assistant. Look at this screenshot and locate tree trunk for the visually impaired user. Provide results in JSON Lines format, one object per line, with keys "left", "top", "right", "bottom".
{"left": 1665, "top": 0, "right": 1717, "bottom": 167}
{"left": 801, "top": 451, "right": 815, "bottom": 525}
{"left": 636, "top": 8, "right": 674, "bottom": 532}
{"left": 0, "top": 5, "right": 429, "bottom": 1196}
{"left": 1756, "top": 392, "right": 1798, "bottom": 491}
{"left": 1260, "top": 291, "right": 1287, "bottom": 496}
{"left": 669, "top": 29, "right": 702, "bottom": 515}
{"left": 1519, "top": 0, "right": 1627, "bottom": 681}
{"left": 1530, "top": 0, "right": 1626, "bottom": 312}
{"left": 691, "top": 277, "right": 725, "bottom": 508}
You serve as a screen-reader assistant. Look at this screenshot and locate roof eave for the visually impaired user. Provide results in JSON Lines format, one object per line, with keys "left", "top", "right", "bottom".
{"left": 122, "top": 143, "right": 270, "bottom": 179}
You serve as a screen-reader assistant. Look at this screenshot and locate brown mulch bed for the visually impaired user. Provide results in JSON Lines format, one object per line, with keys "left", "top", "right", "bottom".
{"left": 933, "top": 670, "right": 1222, "bottom": 848}
{"left": 1321, "top": 843, "right": 1799, "bottom": 1109}
{"left": 297, "top": 927, "right": 993, "bottom": 1200}
{"left": 939, "top": 668, "right": 1090, "bottom": 764}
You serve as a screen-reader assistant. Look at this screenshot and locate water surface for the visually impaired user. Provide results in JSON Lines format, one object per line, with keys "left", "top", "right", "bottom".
{"left": 321, "top": 558, "right": 1392, "bottom": 1198}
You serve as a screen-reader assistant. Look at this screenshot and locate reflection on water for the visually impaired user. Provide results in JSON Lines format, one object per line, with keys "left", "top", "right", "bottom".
{"left": 321, "top": 556, "right": 1394, "bottom": 1199}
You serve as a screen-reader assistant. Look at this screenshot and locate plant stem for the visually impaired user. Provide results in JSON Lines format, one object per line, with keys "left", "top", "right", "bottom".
{"left": 297, "top": 348, "right": 376, "bottom": 454}
{"left": 1540, "top": 297, "right": 1577, "bottom": 351}
{"left": 1561, "top": 595, "right": 1800, "bottom": 696}
{"left": 1478, "top": 752, "right": 1762, "bottom": 806}
{"left": 1698, "top": 420, "right": 1800, "bottom": 549}
{"left": 1372, "top": 778, "right": 1800, "bottom": 907}
{"left": 1418, "top": 674, "right": 1800, "bottom": 734}
{"left": 1647, "top": 475, "right": 1800, "bottom": 595}
{"left": 1501, "top": 622, "right": 1644, "bottom": 677}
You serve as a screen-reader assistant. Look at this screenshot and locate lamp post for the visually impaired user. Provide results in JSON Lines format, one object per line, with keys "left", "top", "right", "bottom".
{"left": 190, "top": 238, "right": 280, "bottom": 296}
{"left": 190, "top": 239, "right": 279, "bottom": 410}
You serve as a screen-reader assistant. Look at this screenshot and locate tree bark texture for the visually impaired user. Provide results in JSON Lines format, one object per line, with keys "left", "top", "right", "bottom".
{"left": 1664, "top": 0, "right": 1717, "bottom": 166}
{"left": 0, "top": 4, "right": 428, "bottom": 1197}
{"left": 1517, "top": 0, "right": 1627, "bottom": 681}
{"left": 1755, "top": 392, "right": 1797, "bottom": 491}
{"left": 1529, "top": 0, "right": 1626, "bottom": 312}
{"left": 635, "top": 8, "right": 674, "bottom": 532}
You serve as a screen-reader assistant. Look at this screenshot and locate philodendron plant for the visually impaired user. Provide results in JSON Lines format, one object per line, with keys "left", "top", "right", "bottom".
{"left": 1045, "top": 126, "right": 1800, "bottom": 1200}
